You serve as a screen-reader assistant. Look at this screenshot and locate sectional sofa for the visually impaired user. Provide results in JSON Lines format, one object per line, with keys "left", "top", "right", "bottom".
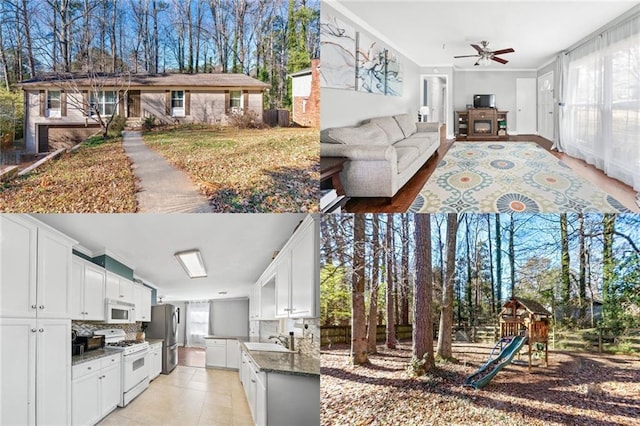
{"left": 320, "top": 113, "right": 441, "bottom": 198}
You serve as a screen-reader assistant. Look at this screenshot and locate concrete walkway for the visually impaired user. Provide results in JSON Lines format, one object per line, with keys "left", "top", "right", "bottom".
{"left": 122, "top": 131, "right": 213, "bottom": 213}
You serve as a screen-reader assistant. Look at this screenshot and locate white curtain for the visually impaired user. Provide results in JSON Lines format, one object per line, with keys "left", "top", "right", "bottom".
{"left": 560, "top": 12, "right": 640, "bottom": 193}
{"left": 185, "top": 301, "right": 210, "bottom": 348}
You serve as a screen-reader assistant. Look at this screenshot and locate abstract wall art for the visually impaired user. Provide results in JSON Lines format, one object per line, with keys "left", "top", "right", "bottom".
{"left": 356, "top": 32, "right": 386, "bottom": 95}
{"left": 320, "top": 15, "right": 356, "bottom": 90}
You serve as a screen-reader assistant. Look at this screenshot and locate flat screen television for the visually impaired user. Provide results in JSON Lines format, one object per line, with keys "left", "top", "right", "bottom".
{"left": 473, "top": 94, "right": 495, "bottom": 108}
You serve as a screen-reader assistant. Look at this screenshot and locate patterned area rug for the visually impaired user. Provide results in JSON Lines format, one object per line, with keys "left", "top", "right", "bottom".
{"left": 410, "top": 142, "right": 630, "bottom": 213}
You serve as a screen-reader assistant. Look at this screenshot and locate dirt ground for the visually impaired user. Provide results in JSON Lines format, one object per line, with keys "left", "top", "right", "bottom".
{"left": 321, "top": 341, "right": 640, "bottom": 426}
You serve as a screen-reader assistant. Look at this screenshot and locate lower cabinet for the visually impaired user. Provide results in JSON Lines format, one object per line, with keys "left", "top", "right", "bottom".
{"left": 72, "top": 354, "right": 121, "bottom": 426}
{"left": 205, "top": 338, "right": 239, "bottom": 370}
{"left": 149, "top": 343, "right": 163, "bottom": 380}
{"left": 240, "top": 348, "right": 319, "bottom": 426}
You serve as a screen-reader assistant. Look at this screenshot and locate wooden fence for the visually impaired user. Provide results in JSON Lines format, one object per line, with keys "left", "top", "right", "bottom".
{"left": 321, "top": 324, "right": 426, "bottom": 346}
{"left": 263, "top": 109, "right": 290, "bottom": 127}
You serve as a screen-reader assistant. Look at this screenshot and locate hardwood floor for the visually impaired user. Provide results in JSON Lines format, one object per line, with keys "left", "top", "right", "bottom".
{"left": 345, "top": 133, "right": 640, "bottom": 213}
{"left": 178, "top": 346, "right": 206, "bottom": 368}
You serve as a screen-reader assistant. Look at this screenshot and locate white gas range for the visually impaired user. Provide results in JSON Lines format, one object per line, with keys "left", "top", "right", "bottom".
{"left": 95, "top": 329, "right": 150, "bottom": 407}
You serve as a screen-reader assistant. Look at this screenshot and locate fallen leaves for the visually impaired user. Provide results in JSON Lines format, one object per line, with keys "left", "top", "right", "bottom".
{"left": 321, "top": 342, "right": 640, "bottom": 426}
{"left": 0, "top": 138, "right": 137, "bottom": 212}
{"left": 143, "top": 126, "right": 320, "bottom": 213}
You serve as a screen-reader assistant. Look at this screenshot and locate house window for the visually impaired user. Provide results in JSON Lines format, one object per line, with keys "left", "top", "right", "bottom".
{"left": 89, "top": 91, "right": 117, "bottom": 116}
{"left": 171, "top": 90, "right": 185, "bottom": 117}
{"left": 47, "top": 90, "right": 61, "bottom": 117}
{"left": 230, "top": 90, "right": 242, "bottom": 112}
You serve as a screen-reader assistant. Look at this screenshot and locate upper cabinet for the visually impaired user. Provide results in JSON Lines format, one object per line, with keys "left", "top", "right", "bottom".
{"left": 1, "top": 215, "right": 76, "bottom": 319}
{"left": 271, "top": 215, "right": 319, "bottom": 319}
{"left": 71, "top": 257, "right": 106, "bottom": 321}
{"left": 133, "top": 284, "right": 152, "bottom": 322}
{"left": 106, "top": 272, "right": 134, "bottom": 304}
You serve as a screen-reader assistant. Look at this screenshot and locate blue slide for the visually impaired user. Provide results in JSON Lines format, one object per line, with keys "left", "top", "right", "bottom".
{"left": 464, "top": 335, "right": 527, "bottom": 389}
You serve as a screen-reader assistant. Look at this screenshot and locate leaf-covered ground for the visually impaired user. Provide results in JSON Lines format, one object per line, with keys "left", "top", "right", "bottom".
{"left": 321, "top": 342, "right": 640, "bottom": 426}
{"left": 0, "top": 138, "right": 137, "bottom": 212}
{"left": 143, "top": 126, "right": 319, "bottom": 213}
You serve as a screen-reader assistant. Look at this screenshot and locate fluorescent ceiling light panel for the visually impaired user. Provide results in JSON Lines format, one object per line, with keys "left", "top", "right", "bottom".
{"left": 175, "top": 249, "right": 207, "bottom": 278}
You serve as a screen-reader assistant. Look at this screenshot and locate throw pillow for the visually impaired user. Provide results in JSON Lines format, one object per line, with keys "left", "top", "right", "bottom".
{"left": 324, "top": 122, "right": 389, "bottom": 146}
{"left": 394, "top": 113, "right": 417, "bottom": 138}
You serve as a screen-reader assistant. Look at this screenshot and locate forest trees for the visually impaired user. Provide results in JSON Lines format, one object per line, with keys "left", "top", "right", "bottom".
{"left": 0, "top": 0, "right": 319, "bottom": 109}
{"left": 412, "top": 214, "right": 434, "bottom": 375}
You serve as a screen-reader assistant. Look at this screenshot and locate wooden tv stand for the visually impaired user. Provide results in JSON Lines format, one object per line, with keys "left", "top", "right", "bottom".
{"left": 456, "top": 108, "right": 508, "bottom": 141}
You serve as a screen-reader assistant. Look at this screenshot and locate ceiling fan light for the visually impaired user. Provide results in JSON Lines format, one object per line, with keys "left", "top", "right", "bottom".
{"left": 175, "top": 249, "right": 207, "bottom": 278}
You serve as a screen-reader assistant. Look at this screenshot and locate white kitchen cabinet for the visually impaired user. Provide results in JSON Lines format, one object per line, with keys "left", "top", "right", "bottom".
{"left": 106, "top": 272, "right": 134, "bottom": 304}
{"left": 71, "top": 257, "right": 106, "bottom": 321}
{"left": 226, "top": 339, "right": 239, "bottom": 370}
{"left": 1, "top": 215, "right": 75, "bottom": 319}
{"left": 149, "top": 342, "right": 163, "bottom": 380}
{"left": 72, "top": 354, "right": 121, "bottom": 425}
{"left": 1, "top": 318, "right": 71, "bottom": 426}
{"left": 205, "top": 339, "right": 227, "bottom": 368}
{"left": 274, "top": 215, "right": 318, "bottom": 319}
{"left": 133, "top": 284, "right": 152, "bottom": 322}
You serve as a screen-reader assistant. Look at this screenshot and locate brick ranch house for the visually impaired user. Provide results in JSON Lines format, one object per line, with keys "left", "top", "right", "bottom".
{"left": 19, "top": 73, "right": 269, "bottom": 153}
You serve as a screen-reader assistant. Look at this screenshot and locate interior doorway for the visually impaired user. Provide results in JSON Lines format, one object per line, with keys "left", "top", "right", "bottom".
{"left": 420, "top": 74, "right": 450, "bottom": 138}
{"left": 516, "top": 78, "right": 537, "bottom": 134}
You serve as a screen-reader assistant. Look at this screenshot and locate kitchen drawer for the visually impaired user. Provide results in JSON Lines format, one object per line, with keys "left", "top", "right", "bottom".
{"left": 73, "top": 358, "right": 101, "bottom": 379}
{"left": 206, "top": 338, "right": 226, "bottom": 346}
{"left": 100, "top": 353, "right": 121, "bottom": 369}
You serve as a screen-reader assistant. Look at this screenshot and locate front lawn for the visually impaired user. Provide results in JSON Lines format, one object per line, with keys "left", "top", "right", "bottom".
{"left": 143, "top": 126, "right": 319, "bottom": 213}
{"left": 0, "top": 137, "right": 137, "bottom": 212}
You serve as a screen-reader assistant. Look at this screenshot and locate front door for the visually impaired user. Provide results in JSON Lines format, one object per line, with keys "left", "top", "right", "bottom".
{"left": 516, "top": 78, "right": 537, "bottom": 134}
{"left": 537, "top": 71, "right": 554, "bottom": 141}
{"left": 127, "top": 91, "right": 140, "bottom": 118}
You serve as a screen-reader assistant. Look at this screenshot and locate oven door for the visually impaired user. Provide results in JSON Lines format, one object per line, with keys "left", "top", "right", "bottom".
{"left": 123, "top": 349, "right": 149, "bottom": 391}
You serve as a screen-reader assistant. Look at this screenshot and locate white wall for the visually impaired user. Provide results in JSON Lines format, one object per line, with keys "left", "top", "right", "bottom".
{"left": 453, "top": 70, "right": 537, "bottom": 134}
{"left": 320, "top": 3, "right": 421, "bottom": 129}
{"left": 210, "top": 299, "right": 249, "bottom": 337}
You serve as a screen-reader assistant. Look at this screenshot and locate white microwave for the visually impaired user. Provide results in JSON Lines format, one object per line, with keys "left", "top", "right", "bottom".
{"left": 105, "top": 299, "right": 135, "bottom": 324}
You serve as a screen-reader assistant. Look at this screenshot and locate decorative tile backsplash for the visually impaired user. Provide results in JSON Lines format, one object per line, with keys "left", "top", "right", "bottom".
{"left": 72, "top": 321, "right": 143, "bottom": 340}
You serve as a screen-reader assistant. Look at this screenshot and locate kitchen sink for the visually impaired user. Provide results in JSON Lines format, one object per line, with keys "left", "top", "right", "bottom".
{"left": 244, "top": 342, "right": 294, "bottom": 353}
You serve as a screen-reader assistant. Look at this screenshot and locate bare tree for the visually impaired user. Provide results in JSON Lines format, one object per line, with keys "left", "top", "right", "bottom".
{"left": 413, "top": 213, "right": 434, "bottom": 374}
{"left": 351, "top": 214, "right": 369, "bottom": 365}
{"left": 366, "top": 214, "right": 380, "bottom": 354}
{"left": 436, "top": 213, "right": 458, "bottom": 360}
{"left": 385, "top": 214, "right": 396, "bottom": 349}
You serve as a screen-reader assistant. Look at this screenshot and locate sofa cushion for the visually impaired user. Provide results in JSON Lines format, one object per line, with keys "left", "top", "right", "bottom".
{"left": 395, "top": 147, "right": 421, "bottom": 172}
{"left": 398, "top": 131, "right": 440, "bottom": 155}
{"left": 367, "top": 116, "right": 405, "bottom": 144}
{"left": 323, "top": 123, "right": 389, "bottom": 146}
{"left": 394, "top": 114, "right": 417, "bottom": 138}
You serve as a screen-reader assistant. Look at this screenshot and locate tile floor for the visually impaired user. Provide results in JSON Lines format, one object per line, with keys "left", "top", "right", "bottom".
{"left": 98, "top": 366, "right": 253, "bottom": 426}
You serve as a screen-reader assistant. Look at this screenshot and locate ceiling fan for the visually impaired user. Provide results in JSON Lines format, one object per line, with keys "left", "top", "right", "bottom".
{"left": 454, "top": 41, "right": 515, "bottom": 66}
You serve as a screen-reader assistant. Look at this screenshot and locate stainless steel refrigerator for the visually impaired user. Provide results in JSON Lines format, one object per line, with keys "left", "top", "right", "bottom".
{"left": 146, "top": 304, "right": 179, "bottom": 374}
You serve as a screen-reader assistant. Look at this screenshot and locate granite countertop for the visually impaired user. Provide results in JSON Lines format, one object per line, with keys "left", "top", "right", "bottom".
{"left": 72, "top": 348, "right": 121, "bottom": 366}
{"left": 146, "top": 338, "right": 164, "bottom": 346}
{"left": 246, "top": 350, "right": 319, "bottom": 378}
{"left": 204, "top": 335, "right": 250, "bottom": 341}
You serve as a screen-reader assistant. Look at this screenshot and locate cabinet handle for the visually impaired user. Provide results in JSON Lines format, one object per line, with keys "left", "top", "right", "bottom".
{"left": 31, "top": 305, "right": 37, "bottom": 309}
{"left": 39, "top": 305, "right": 44, "bottom": 309}
{"left": 38, "top": 328, "right": 44, "bottom": 332}
{"left": 31, "top": 328, "right": 37, "bottom": 333}
{"left": 251, "top": 379, "right": 256, "bottom": 383}
{"left": 88, "top": 366, "right": 92, "bottom": 370}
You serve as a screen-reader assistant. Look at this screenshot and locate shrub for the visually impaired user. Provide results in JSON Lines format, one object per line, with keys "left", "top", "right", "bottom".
{"left": 227, "top": 110, "right": 265, "bottom": 129}
{"left": 108, "top": 115, "right": 127, "bottom": 137}
{"left": 142, "top": 115, "right": 157, "bottom": 132}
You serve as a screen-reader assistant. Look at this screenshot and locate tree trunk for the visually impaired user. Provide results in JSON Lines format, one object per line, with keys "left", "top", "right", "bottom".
{"left": 495, "top": 214, "right": 503, "bottom": 305}
{"left": 465, "top": 215, "right": 473, "bottom": 329}
{"left": 21, "top": 0, "right": 36, "bottom": 77}
{"left": 436, "top": 214, "right": 458, "bottom": 360}
{"left": 0, "top": 20, "right": 10, "bottom": 89}
{"left": 401, "top": 215, "right": 410, "bottom": 325}
{"left": 366, "top": 215, "right": 380, "bottom": 354}
{"left": 351, "top": 215, "right": 369, "bottom": 365}
{"left": 508, "top": 213, "right": 516, "bottom": 298}
{"left": 602, "top": 214, "right": 616, "bottom": 325}
{"left": 385, "top": 214, "right": 396, "bottom": 349}
{"left": 578, "top": 213, "right": 586, "bottom": 321}
{"left": 487, "top": 214, "right": 496, "bottom": 314}
{"left": 560, "top": 213, "right": 570, "bottom": 321}
{"left": 413, "top": 214, "right": 434, "bottom": 373}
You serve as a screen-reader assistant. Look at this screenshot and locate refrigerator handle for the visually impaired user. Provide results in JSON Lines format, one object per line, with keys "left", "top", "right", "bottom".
{"left": 177, "top": 307, "right": 180, "bottom": 324}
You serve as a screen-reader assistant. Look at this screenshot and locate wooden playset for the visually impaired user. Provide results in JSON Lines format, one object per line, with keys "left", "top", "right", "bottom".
{"left": 499, "top": 297, "right": 551, "bottom": 371}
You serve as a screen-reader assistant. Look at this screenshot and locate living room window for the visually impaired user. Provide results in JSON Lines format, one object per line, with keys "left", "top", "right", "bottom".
{"left": 47, "top": 90, "right": 61, "bottom": 118}
{"left": 171, "top": 90, "right": 185, "bottom": 117}
{"left": 230, "top": 90, "right": 242, "bottom": 112}
{"left": 89, "top": 90, "right": 117, "bottom": 117}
